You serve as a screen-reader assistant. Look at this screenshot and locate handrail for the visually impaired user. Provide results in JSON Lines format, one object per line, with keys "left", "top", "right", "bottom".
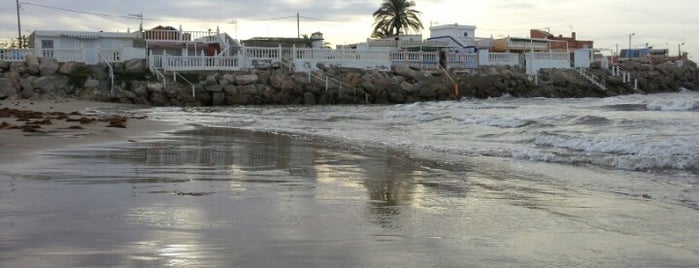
{"left": 98, "top": 53, "right": 115, "bottom": 96}
{"left": 148, "top": 54, "right": 167, "bottom": 88}
{"left": 307, "top": 69, "right": 368, "bottom": 103}
{"left": 577, "top": 68, "right": 606, "bottom": 90}
{"left": 439, "top": 65, "right": 459, "bottom": 97}
{"left": 172, "top": 71, "right": 196, "bottom": 97}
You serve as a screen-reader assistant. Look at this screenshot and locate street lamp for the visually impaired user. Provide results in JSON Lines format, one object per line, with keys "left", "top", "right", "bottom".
{"left": 678, "top": 42, "right": 685, "bottom": 58}
{"left": 229, "top": 19, "right": 238, "bottom": 39}
{"left": 627, "top": 33, "right": 635, "bottom": 58}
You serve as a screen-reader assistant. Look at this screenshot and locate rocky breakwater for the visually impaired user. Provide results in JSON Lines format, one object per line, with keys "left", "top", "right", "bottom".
{"left": 2, "top": 56, "right": 698, "bottom": 106}
{"left": 0, "top": 56, "right": 149, "bottom": 102}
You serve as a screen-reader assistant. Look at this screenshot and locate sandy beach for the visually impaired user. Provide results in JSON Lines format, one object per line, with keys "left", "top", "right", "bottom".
{"left": 0, "top": 98, "right": 177, "bottom": 164}
{"left": 1, "top": 96, "right": 698, "bottom": 267}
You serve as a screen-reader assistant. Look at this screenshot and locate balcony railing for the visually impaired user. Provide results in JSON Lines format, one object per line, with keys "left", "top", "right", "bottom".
{"left": 0, "top": 49, "right": 33, "bottom": 61}
{"left": 144, "top": 30, "right": 220, "bottom": 42}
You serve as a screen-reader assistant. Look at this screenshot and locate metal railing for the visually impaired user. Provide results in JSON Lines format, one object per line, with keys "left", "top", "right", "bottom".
{"left": 144, "top": 30, "right": 219, "bottom": 42}
{"left": 173, "top": 71, "right": 196, "bottom": 97}
{"left": 577, "top": 68, "right": 606, "bottom": 90}
{"left": 99, "top": 53, "right": 115, "bottom": 95}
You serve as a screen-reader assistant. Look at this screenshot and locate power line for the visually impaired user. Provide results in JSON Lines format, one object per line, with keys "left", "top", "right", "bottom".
{"left": 20, "top": 2, "right": 155, "bottom": 21}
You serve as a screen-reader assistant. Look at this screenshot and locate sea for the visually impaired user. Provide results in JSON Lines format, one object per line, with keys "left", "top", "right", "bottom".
{"left": 1, "top": 91, "right": 698, "bottom": 267}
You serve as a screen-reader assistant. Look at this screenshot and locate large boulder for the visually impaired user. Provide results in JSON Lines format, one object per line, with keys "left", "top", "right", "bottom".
{"left": 212, "top": 92, "right": 225, "bottom": 106}
{"left": 235, "top": 74, "right": 258, "bottom": 86}
{"left": 83, "top": 78, "right": 100, "bottom": 88}
{"left": 39, "top": 58, "right": 60, "bottom": 76}
{"left": 280, "top": 77, "right": 296, "bottom": 91}
{"left": 10, "top": 61, "right": 27, "bottom": 74}
{"left": 303, "top": 92, "right": 316, "bottom": 105}
{"left": 393, "top": 64, "right": 422, "bottom": 80}
{"left": 124, "top": 59, "right": 146, "bottom": 74}
{"left": 32, "top": 76, "right": 69, "bottom": 94}
{"left": 25, "top": 55, "right": 40, "bottom": 75}
{"left": 0, "top": 78, "right": 15, "bottom": 99}
{"left": 58, "top": 62, "right": 84, "bottom": 75}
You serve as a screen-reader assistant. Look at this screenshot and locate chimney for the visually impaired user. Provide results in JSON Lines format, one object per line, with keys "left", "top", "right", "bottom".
{"left": 572, "top": 32, "right": 576, "bottom": 40}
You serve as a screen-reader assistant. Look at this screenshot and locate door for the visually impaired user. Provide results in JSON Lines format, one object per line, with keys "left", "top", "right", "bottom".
{"left": 83, "top": 41, "right": 98, "bottom": 65}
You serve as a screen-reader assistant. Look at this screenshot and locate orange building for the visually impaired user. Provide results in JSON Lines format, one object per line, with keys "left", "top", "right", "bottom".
{"left": 530, "top": 29, "right": 594, "bottom": 50}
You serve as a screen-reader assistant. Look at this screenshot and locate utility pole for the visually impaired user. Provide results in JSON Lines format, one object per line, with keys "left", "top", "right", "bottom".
{"left": 129, "top": 12, "right": 143, "bottom": 32}
{"left": 297, "top": 12, "right": 300, "bottom": 39}
{"left": 16, "top": 0, "right": 22, "bottom": 48}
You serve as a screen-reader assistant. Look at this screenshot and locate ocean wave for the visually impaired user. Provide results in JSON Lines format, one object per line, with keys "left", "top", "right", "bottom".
{"left": 645, "top": 100, "right": 699, "bottom": 111}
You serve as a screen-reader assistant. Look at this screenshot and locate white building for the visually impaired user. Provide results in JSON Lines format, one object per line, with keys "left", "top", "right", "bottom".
{"left": 29, "top": 30, "right": 145, "bottom": 64}
{"left": 427, "top": 23, "right": 493, "bottom": 51}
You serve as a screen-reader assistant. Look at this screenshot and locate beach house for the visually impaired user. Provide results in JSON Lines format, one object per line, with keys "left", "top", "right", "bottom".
{"left": 28, "top": 30, "right": 145, "bottom": 64}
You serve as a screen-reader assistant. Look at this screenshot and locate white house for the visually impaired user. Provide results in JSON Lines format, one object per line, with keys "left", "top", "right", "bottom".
{"left": 428, "top": 23, "right": 493, "bottom": 51}
{"left": 29, "top": 30, "right": 145, "bottom": 64}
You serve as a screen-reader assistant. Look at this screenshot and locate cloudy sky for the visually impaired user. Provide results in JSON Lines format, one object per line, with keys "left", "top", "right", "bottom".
{"left": 0, "top": 0, "right": 697, "bottom": 58}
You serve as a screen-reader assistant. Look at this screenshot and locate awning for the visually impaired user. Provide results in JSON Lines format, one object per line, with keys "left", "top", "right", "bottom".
{"left": 60, "top": 33, "right": 101, "bottom": 40}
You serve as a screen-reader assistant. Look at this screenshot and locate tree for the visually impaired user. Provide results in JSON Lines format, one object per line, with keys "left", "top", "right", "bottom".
{"left": 8, "top": 35, "right": 30, "bottom": 49}
{"left": 372, "top": 0, "right": 423, "bottom": 38}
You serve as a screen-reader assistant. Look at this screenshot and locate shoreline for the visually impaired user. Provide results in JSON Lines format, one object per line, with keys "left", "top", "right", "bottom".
{"left": 0, "top": 98, "right": 181, "bottom": 165}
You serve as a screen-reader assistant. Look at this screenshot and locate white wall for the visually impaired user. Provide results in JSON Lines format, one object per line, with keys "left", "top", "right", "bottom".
{"left": 430, "top": 24, "right": 476, "bottom": 39}
{"left": 574, "top": 49, "right": 593, "bottom": 68}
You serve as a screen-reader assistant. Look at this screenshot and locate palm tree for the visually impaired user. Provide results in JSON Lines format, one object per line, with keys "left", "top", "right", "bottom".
{"left": 372, "top": 0, "right": 424, "bottom": 38}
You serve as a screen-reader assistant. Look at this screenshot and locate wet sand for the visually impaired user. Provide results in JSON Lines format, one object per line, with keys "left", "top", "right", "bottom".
{"left": 0, "top": 99, "right": 178, "bottom": 164}
{"left": 1, "top": 122, "right": 698, "bottom": 267}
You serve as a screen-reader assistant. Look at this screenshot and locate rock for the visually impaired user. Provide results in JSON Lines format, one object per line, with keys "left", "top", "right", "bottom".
{"left": 206, "top": 85, "right": 224, "bottom": 93}
{"left": 19, "top": 78, "right": 34, "bottom": 92}
{"left": 303, "top": 92, "right": 316, "bottom": 105}
{"left": 220, "top": 74, "right": 235, "bottom": 85}
{"left": 124, "top": 59, "right": 146, "bottom": 74}
{"left": 3, "top": 72, "right": 21, "bottom": 90}
{"left": 236, "top": 74, "right": 258, "bottom": 86}
{"left": 269, "top": 74, "right": 284, "bottom": 89}
{"left": 84, "top": 78, "right": 100, "bottom": 88}
{"left": 226, "top": 94, "right": 249, "bottom": 105}
{"left": 39, "top": 58, "right": 59, "bottom": 76}
{"left": 58, "top": 62, "right": 83, "bottom": 75}
{"left": 32, "top": 76, "right": 69, "bottom": 94}
{"left": 280, "top": 77, "right": 296, "bottom": 91}
{"left": 205, "top": 74, "right": 219, "bottom": 85}
{"left": 147, "top": 82, "right": 164, "bottom": 93}
{"left": 20, "top": 88, "right": 35, "bottom": 99}
{"left": 132, "top": 84, "right": 148, "bottom": 97}
{"left": 212, "top": 92, "right": 225, "bottom": 106}
{"left": 400, "top": 81, "right": 416, "bottom": 93}
{"left": 0, "top": 78, "right": 15, "bottom": 99}
{"left": 223, "top": 85, "right": 237, "bottom": 95}
{"left": 394, "top": 64, "right": 421, "bottom": 80}
{"left": 25, "top": 55, "right": 40, "bottom": 75}
{"left": 149, "top": 92, "right": 169, "bottom": 106}
{"left": 238, "top": 84, "right": 257, "bottom": 95}
{"left": 9, "top": 62, "right": 27, "bottom": 74}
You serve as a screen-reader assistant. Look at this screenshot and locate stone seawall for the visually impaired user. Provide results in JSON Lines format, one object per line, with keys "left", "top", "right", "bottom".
{"left": 1, "top": 56, "right": 698, "bottom": 106}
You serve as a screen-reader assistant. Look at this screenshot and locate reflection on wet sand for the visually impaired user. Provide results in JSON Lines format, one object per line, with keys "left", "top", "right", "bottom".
{"left": 1, "top": 127, "right": 698, "bottom": 267}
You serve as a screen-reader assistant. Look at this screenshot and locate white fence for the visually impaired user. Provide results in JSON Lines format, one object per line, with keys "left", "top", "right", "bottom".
{"left": 5, "top": 44, "right": 574, "bottom": 75}
{"left": 0, "top": 49, "right": 33, "bottom": 61}
{"left": 525, "top": 52, "right": 571, "bottom": 74}
{"left": 0, "top": 47, "right": 143, "bottom": 64}
{"left": 478, "top": 50, "right": 520, "bottom": 66}
{"left": 156, "top": 54, "right": 241, "bottom": 71}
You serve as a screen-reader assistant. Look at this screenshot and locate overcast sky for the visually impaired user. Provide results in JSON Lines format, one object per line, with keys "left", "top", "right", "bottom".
{"left": 0, "top": 0, "right": 697, "bottom": 59}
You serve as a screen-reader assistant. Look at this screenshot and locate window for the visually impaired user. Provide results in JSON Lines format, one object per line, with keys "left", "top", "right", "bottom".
{"left": 464, "top": 32, "right": 469, "bottom": 37}
{"left": 41, "top": 40, "right": 54, "bottom": 49}
{"left": 41, "top": 40, "right": 54, "bottom": 58}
